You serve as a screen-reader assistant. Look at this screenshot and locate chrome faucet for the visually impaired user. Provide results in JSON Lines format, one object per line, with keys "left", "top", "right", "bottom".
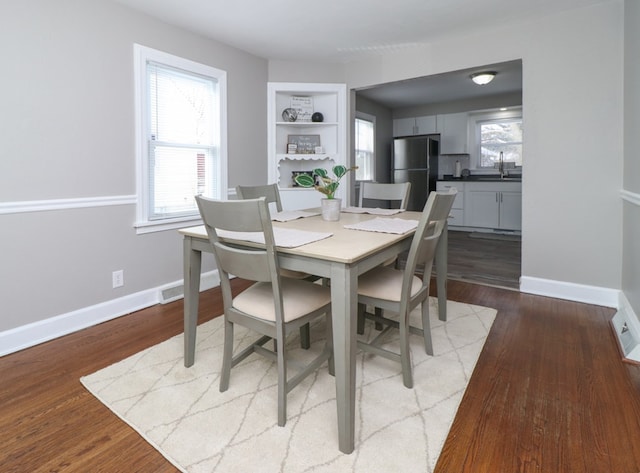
{"left": 498, "top": 151, "right": 505, "bottom": 179}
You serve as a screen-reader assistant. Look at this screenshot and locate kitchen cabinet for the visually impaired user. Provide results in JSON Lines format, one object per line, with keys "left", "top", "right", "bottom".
{"left": 268, "top": 82, "right": 347, "bottom": 210}
{"left": 464, "top": 181, "right": 522, "bottom": 231}
{"left": 394, "top": 113, "right": 468, "bottom": 154}
{"left": 393, "top": 115, "right": 437, "bottom": 136}
{"left": 436, "top": 181, "right": 465, "bottom": 227}
{"left": 439, "top": 112, "right": 468, "bottom": 154}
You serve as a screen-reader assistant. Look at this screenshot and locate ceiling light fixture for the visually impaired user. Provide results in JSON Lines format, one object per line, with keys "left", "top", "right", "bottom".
{"left": 470, "top": 71, "right": 496, "bottom": 85}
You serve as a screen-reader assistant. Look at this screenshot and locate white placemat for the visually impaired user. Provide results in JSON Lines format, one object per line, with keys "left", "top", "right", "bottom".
{"left": 341, "top": 206, "right": 405, "bottom": 216}
{"left": 217, "top": 227, "right": 332, "bottom": 248}
{"left": 271, "top": 210, "right": 320, "bottom": 222}
{"left": 344, "top": 217, "right": 419, "bottom": 234}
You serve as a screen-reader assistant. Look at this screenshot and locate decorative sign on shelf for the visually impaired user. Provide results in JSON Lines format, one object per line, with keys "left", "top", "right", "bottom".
{"left": 291, "top": 170, "right": 315, "bottom": 187}
{"left": 290, "top": 96, "right": 313, "bottom": 122}
{"left": 287, "top": 134, "right": 320, "bottom": 154}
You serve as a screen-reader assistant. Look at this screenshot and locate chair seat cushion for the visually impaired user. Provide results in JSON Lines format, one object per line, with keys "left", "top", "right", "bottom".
{"left": 233, "top": 278, "right": 331, "bottom": 322}
{"left": 358, "top": 266, "right": 422, "bottom": 302}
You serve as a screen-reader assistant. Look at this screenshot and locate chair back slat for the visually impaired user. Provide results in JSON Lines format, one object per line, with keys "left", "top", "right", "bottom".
{"left": 359, "top": 182, "right": 411, "bottom": 210}
{"left": 402, "top": 189, "right": 457, "bottom": 289}
{"left": 236, "top": 183, "right": 283, "bottom": 212}
{"left": 214, "top": 243, "right": 273, "bottom": 282}
{"left": 196, "top": 196, "right": 280, "bottom": 285}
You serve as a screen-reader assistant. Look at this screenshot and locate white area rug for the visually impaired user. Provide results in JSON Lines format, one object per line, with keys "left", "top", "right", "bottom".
{"left": 81, "top": 298, "right": 496, "bottom": 473}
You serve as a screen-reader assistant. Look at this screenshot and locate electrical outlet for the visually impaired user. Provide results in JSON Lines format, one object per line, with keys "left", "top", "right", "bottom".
{"left": 112, "top": 270, "right": 124, "bottom": 288}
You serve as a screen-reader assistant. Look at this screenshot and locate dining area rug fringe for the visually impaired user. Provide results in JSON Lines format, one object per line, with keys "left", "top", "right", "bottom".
{"left": 81, "top": 297, "right": 496, "bottom": 473}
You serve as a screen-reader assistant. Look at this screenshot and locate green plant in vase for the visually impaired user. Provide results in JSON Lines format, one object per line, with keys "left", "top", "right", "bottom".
{"left": 293, "top": 165, "right": 358, "bottom": 199}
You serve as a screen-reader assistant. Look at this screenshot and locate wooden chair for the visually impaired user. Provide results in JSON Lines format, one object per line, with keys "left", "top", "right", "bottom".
{"left": 236, "top": 183, "right": 318, "bottom": 348}
{"left": 359, "top": 182, "right": 413, "bottom": 330}
{"left": 356, "top": 188, "right": 456, "bottom": 388}
{"left": 195, "top": 196, "right": 334, "bottom": 426}
{"left": 358, "top": 182, "right": 411, "bottom": 209}
{"left": 236, "top": 183, "right": 283, "bottom": 212}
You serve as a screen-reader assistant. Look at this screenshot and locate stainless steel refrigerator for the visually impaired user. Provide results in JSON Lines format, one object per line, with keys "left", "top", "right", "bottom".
{"left": 392, "top": 134, "right": 440, "bottom": 211}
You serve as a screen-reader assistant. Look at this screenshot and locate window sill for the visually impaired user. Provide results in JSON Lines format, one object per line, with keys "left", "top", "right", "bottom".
{"left": 135, "top": 216, "right": 203, "bottom": 235}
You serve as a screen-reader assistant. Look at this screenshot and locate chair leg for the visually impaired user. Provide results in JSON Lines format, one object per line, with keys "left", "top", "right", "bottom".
{"left": 357, "top": 303, "right": 366, "bottom": 335}
{"left": 300, "top": 324, "right": 311, "bottom": 349}
{"left": 374, "top": 307, "right": 384, "bottom": 331}
{"left": 325, "top": 313, "right": 334, "bottom": 376}
{"left": 277, "top": 335, "right": 287, "bottom": 426}
{"left": 421, "top": 300, "right": 434, "bottom": 356}
{"left": 399, "top": 312, "right": 413, "bottom": 389}
{"left": 219, "top": 317, "right": 234, "bottom": 392}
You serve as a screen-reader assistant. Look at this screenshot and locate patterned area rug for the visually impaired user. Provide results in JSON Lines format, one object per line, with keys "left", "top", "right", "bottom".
{"left": 81, "top": 298, "right": 496, "bottom": 473}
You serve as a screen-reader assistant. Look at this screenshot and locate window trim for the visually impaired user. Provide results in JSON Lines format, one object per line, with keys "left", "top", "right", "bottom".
{"left": 355, "top": 111, "right": 376, "bottom": 182}
{"left": 470, "top": 108, "right": 522, "bottom": 171}
{"left": 133, "top": 44, "right": 228, "bottom": 234}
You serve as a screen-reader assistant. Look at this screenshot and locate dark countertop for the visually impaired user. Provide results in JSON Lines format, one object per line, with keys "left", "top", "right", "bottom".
{"left": 439, "top": 174, "right": 522, "bottom": 182}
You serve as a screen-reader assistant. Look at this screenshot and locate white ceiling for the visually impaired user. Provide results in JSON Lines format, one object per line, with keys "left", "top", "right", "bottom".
{"left": 112, "top": 0, "right": 610, "bottom": 107}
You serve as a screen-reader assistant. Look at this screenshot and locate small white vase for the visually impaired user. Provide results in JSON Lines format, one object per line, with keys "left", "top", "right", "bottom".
{"left": 321, "top": 198, "right": 341, "bottom": 221}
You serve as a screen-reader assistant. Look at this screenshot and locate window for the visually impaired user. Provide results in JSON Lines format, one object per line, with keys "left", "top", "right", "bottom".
{"left": 477, "top": 117, "right": 523, "bottom": 168}
{"left": 134, "top": 45, "right": 227, "bottom": 233}
{"left": 355, "top": 113, "right": 375, "bottom": 181}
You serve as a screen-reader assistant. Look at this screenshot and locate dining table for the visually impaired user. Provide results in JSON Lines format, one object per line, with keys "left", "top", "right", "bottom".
{"left": 179, "top": 208, "right": 449, "bottom": 454}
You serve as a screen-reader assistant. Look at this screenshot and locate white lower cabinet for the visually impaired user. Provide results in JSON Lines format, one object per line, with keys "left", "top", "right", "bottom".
{"left": 464, "top": 182, "right": 522, "bottom": 231}
{"left": 435, "top": 181, "right": 465, "bottom": 227}
{"left": 498, "top": 191, "right": 522, "bottom": 230}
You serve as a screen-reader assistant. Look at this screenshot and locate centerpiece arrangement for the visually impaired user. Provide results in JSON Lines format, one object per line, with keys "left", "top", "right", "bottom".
{"left": 294, "top": 165, "right": 357, "bottom": 221}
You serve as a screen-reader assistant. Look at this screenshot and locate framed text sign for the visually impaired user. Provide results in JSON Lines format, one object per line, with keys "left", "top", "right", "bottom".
{"left": 287, "top": 134, "right": 321, "bottom": 154}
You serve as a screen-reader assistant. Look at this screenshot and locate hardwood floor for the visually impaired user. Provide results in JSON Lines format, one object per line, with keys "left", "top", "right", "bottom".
{"left": 2, "top": 279, "right": 640, "bottom": 472}
{"left": 443, "top": 230, "right": 521, "bottom": 290}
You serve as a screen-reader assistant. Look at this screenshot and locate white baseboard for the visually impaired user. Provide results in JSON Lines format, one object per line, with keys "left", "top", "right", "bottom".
{"left": 520, "top": 276, "right": 620, "bottom": 308}
{"left": 0, "top": 271, "right": 220, "bottom": 357}
{"left": 1, "top": 272, "right": 628, "bottom": 357}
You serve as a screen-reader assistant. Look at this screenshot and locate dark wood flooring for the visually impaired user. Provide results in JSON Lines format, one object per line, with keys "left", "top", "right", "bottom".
{"left": 2, "top": 279, "right": 640, "bottom": 472}
{"left": 442, "top": 230, "right": 521, "bottom": 289}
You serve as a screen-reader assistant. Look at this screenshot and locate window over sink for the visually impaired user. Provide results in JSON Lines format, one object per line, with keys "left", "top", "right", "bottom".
{"left": 471, "top": 108, "right": 523, "bottom": 169}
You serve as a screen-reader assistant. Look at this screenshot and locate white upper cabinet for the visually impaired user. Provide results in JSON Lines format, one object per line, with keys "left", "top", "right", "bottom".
{"left": 415, "top": 115, "right": 438, "bottom": 135}
{"left": 268, "top": 82, "right": 347, "bottom": 210}
{"left": 393, "top": 113, "right": 468, "bottom": 153}
{"left": 393, "top": 115, "right": 437, "bottom": 136}
{"left": 439, "top": 112, "right": 469, "bottom": 154}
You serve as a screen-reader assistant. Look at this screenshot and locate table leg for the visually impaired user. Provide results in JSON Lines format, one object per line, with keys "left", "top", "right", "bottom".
{"left": 330, "top": 263, "right": 357, "bottom": 454}
{"left": 436, "top": 222, "right": 448, "bottom": 322}
{"left": 184, "top": 236, "right": 202, "bottom": 367}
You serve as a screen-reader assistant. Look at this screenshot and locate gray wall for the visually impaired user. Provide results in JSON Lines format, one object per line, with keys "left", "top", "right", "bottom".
{"left": 0, "top": 0, "right": 267, "bottom": 333}
{"left": 271, "top": 1, "right": 626, "bottom": 300}
{"left": 623, "top": 0, "right": 640, "bottom": 316}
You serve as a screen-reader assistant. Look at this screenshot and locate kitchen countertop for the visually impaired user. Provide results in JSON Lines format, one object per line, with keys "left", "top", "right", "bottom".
{"left": 439, "top": 174, "right": 522, "bottom": 182}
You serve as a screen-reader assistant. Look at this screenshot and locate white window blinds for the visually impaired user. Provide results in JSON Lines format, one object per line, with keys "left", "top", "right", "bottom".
{"left": 355, "top": 116, "right": 375, "bottom": 181}
{"left": 146, "top": 62, "right": 219, "bottom": 220}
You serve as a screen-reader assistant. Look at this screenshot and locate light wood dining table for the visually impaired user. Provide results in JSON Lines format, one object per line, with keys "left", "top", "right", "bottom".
{"left": 179, "top": 209, "right": 449, "bottom": 454}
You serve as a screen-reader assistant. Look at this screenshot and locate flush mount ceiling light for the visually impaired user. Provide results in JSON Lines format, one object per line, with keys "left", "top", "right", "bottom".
{"left": 470, "top": 71, "right": 496, "bottom": 85}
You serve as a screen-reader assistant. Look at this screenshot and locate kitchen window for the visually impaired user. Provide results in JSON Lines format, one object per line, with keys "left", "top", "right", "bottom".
{"left": 134, "top": 44, "right": 227, "bottom": 233}
{"left": 475, "top": 115, "right": 523, "bottom": 168}
{"left": 355, "top": 113, "right": 375, "bottom": 181}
